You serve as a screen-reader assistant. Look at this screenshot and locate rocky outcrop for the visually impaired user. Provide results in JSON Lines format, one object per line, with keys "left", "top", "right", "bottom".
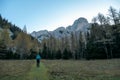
{"left": 31, "top": 17, "right": 90, "bottom": 42}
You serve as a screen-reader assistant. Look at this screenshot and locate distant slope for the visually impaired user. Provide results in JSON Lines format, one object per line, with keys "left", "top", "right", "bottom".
{"left": 31, "top": 17, "right": 90, "bottom": 42}
{"left": 0, "top": 15, "right": 39, "bottom": 59}
{"left": 0, "top": 14, "right": 22, "bottom": 39}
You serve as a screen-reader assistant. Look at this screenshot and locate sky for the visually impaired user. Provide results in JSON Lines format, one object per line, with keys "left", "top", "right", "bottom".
{"left": 0, "top": 0, "right": 120, "bottom": 33}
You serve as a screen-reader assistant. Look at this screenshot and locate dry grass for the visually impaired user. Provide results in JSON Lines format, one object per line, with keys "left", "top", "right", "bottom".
{"left": 0, "top": 60, "right": 34, "bottom": 80}
{"left": 43, "top": 59, "right": 120, "bottom": 80}
{"left": 0, "top": 59, "right": 120, "bottom": 80}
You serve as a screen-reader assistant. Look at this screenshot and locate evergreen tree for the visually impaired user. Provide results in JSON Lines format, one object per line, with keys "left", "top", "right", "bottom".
{"left": 56, "top": 49, "right": 62, "bottom": 59}
{"left": 62, "top": 48, "right": 69, "bottom": 59}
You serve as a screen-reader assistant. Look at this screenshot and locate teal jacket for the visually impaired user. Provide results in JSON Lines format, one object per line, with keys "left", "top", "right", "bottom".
{"left": 36, "top": 54, "right": 41, "bottom": 60}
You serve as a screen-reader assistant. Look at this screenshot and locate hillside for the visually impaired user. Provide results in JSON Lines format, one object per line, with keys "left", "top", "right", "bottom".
{"left": 31, "top": 17, "right": 89, "bottom": 42}
{"left": 0, "top": 15, "right": 40, "bottom": 59}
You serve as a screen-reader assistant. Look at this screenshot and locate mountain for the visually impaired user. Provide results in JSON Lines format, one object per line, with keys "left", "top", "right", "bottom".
{"left": 31, "top": 30, "right": 51, "bottom": 42}
{"left": 31, "top": 17, "right": 90, "bottom": 42}
{"left": 67, "top": 17, "right": 89, "bottom": 32}
{"left": 0, "top": 15, "right": 41, "bottom": 59}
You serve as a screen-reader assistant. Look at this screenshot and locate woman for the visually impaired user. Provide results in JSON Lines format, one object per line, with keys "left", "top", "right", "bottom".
{"left": 36, "top": 54, "right": 41, "bottom": 67}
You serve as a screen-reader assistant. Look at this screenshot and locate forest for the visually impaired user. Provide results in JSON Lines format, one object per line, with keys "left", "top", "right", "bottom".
{"left": 39, "top": 6, "right": 120, "bottom": 60}
{"left": 0, "top": 15, "right": 40, "bottom": 59}
{"left": 0, "top": 6, "right": 120, "bottom": 60}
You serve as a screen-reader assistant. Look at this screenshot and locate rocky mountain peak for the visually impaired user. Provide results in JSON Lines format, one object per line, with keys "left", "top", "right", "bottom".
{"left": 73, "top": 17, "right": 88, "bottom": 25}
{"left": 67, "top": 17, "right": 89, "bottom": 32}
{"left": 31, "top": 17, "right": 90, "bottom": 42}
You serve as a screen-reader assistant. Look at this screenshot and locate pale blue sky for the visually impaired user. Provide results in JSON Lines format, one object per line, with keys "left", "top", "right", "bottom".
{"left": 0, "top": 0, "right": 120, "bottom": 33}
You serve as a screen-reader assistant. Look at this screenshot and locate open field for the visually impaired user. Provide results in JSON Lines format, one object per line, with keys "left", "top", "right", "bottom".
{"left": 0, "top": 59, "right": 120, "bottom": 80}
{"left": 43, "top": 59, "right": 120, "bottom": 80}
{"left": 0, "top": 60, "right": 49, "bottom": 80}
{"left": 0, "top": 60, "right": 33, "bottom": 80}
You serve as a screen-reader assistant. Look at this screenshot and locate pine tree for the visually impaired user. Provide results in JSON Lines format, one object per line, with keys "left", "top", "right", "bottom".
{"left": 23, "top": 25, "right": 27, "bottom": 33}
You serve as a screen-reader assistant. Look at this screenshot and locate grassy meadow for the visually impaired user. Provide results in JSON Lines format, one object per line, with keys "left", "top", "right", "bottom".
{"left": 0, "top": 60, "right": 33, "bottom": 80}
{"left": 43, "top": 59, "right": 120, "bottom": 80}
{"left": 0, "top": 59, "right": 120, "bottom": 80}
{"left": 0, "top": 60, "right": 49, "bottom": 80}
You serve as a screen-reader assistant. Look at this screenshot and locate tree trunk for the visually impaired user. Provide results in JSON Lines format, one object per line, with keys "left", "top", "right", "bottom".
{"left": 104, "top": 43, "right": 109, "bottom": 59}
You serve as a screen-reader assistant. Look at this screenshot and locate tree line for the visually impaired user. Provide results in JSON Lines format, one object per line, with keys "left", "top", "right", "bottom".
{"left": 40, "top": 6, "right": 120, "bottom": 60}
{"left": 0, "top": 15, "right": 40, "bottom": 59}
{"left": 0, "top": 6, "right": 120, "bottom": 60}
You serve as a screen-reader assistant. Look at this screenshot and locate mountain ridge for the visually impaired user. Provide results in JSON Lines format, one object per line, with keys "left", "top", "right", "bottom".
{"left": 31, "top": 17, "right": 90, "bottom": 42}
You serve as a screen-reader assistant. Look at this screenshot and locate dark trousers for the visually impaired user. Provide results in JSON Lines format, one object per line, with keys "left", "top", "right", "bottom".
{"left": 36, "top": 59, "right": 40, "bottom": 67}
